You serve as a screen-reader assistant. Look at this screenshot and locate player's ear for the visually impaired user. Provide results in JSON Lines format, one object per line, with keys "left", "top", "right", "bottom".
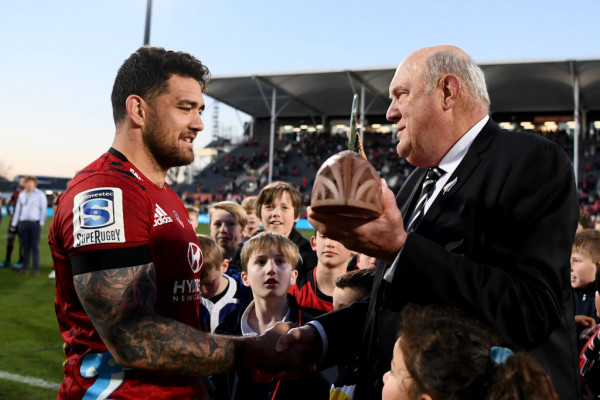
{"left": 125, "top": 94, "right": 146, "bottom": 127}
{"left": 310, "top": 236, "right": 317, "bottom": 250}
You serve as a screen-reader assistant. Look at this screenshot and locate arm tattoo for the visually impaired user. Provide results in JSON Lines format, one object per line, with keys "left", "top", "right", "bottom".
{"left": 74, "top": 264, "right": 239, "bottom": 375}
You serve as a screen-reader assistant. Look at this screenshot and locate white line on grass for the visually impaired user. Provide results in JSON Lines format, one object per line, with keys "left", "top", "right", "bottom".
{"left": 0, "top": 370, "right": 60, "bottom": 391}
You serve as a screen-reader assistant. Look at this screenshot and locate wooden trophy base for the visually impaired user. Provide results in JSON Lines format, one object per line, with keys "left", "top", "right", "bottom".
{"left": 311, "top": 150, "right": 383, "bottom": 219}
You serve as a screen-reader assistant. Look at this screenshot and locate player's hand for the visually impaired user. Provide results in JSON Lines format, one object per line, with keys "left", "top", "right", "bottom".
{"left": 9, "top": 226, "right": 17, "bottom": 233}
{"left": 308, "top": 179, "right": 406, "bottom": 264}
{"left": 580, "top": 323, "right": 600, "bottom": 343}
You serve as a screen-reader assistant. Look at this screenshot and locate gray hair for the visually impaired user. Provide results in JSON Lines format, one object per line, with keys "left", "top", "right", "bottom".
{"left": 423, "top": 51, "right": 490, "bottom": 109}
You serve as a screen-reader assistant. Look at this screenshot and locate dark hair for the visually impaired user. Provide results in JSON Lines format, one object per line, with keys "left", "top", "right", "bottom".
{"left": 398, "top": 304, "right": 559, "bottom": 400}
{"left": 335, "top": 268, "right": 375, "bottom": 295}
{"left": 111, "top": 46, "right": 210, "bottom": 124}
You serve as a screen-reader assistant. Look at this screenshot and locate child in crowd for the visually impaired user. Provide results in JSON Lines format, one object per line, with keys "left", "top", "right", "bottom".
{"left": 580, "top": 268, "right": 600, "bottom": 398}
{"left": 571, "top": 229, "right": 600, "bottom": 345}
{"left": 241, "top": 195, "right": 261, "bottom": 240}
{"left": 289, "top": 230, "right": 353, "bottom": 316}
{"left": 186, "top": 205, "right": 199, "bottom": 231}
{"left": 332, "top": 268, "right": 376, "bottom": 310}
{"left": 330, "top": 268, "right": 376, "bottom": 400}
{"left": 382, "top": 304, "right": 559, "bottom": 400}
{"left": 197, "top": 235, "right": 250, "bottom": 333}
{"left": 229, "top": 182, "right": 318, "bottom": 281}
{"left": 209, "top": 200, "right": 248, "bottom": 260}
{"left": 213, "top": 232, "right": 329, "bottom": 400}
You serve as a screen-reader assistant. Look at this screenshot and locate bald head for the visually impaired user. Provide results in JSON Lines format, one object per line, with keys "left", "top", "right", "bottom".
{"left": 419, "top": 46, "right": 489, "bottom": 110}
{"left": 387, "top": 45, "right": 490, "bottom": 167}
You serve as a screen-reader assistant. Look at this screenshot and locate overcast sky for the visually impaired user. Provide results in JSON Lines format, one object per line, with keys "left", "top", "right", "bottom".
{"left": 1, "top": 0, "right": 599, "bottom": 179}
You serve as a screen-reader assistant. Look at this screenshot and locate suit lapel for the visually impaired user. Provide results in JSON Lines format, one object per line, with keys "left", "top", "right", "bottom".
{"left": 422, "top": 120, "right": 499, "bottom": 225}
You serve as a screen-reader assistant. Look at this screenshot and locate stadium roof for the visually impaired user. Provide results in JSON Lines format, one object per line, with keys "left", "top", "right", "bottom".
{"left": 205, "top": 59, "right": 600, "bottom": 120}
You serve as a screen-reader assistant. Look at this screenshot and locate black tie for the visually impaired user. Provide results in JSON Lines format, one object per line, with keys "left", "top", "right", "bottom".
{"left": 405, "top": 167, "right": 445, "bottom": 233}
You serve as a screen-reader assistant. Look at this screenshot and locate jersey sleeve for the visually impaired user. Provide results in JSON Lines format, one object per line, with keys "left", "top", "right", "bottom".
{"left": 61, "top": 176, "right": 153, "bottom": 274}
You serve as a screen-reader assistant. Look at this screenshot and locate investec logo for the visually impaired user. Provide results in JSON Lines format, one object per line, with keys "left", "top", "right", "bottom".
{"left": 72, "top": 187, "right": 125, "bottom": 248}
{"left": 153, "top": 204, "right": 173, "bottom": 226}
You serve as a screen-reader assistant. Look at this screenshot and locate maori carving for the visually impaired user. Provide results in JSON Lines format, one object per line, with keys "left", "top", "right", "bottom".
{"left": 311, "top": 150, "right": 382, "bottom": 219}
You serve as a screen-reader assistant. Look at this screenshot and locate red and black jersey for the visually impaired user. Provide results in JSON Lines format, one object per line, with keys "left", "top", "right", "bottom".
{"left": 49, "top": 148, "right": 206, "bottom": 399}
{"left": 288, "top": 267, "right": 334, "bottom": 317}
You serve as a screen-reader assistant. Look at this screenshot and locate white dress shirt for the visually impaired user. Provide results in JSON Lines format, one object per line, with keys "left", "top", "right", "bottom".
{"left": 11, "top": 188, "right": 47, "bottom": 227}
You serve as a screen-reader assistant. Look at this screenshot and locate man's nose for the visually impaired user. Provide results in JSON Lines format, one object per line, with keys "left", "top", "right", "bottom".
{"left": 191, "top": 113, "right": 204, "bottom": 133}
{"left": 386, "top": 102, "right": 399, "bottom": 121}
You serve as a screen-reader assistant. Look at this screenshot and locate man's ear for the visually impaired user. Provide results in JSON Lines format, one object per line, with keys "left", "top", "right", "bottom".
{"left": 241, "top": 271, "right": 251, "bottom": 287}
{"left": 125, "top": 94, "right": 146, "bottom": 127}
{"left": 310, "top": 236, "right": 317, "bottom": 250}
{"left": 440, "top": 74, "right": 461, "bottom": 111}
{"left": 420, "top": 394, "right": 434, "bottom": 400}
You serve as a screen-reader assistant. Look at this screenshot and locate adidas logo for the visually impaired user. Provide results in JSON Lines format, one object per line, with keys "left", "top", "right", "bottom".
{"left": 153, "top": 204, "right": 173, "bottom": 226}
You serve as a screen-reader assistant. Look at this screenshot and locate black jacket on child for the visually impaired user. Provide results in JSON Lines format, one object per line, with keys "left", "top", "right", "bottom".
{"left": 211, "top": 294, "right": 329, "bottom": 400}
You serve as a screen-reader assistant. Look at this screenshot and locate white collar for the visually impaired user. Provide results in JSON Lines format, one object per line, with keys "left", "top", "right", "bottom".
{"left": 240, "top": 300, "right": 291, "bottom": 336}
{"left": 438, "top": 115, "right": 489, "bottom": 176}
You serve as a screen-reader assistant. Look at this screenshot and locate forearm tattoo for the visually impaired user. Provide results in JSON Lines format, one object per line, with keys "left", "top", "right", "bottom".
{"left": 74, "top": 264, "right": 238, "bottom": 375}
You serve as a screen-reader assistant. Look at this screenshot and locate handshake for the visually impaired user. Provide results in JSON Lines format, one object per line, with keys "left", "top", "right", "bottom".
{"left": 239, "top": 322, "right": 322, "bottom": 378}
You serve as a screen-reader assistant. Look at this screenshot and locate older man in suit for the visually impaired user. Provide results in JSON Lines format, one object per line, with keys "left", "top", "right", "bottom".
{"left": 278, "top": 45, "right": 581, "bottom": 400}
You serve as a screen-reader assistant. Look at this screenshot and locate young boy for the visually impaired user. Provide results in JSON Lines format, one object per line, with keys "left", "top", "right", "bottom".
{"left": 571, "top": 229, "right": 600, "bottom": 345}
{"left": 229, "top": 182, "right": 318, "bottom": 281}
{"left": 186, "top": 205, "right": 199, "bottom": 231}
{"left": 241, "top": 195, "right": 261, "bottom": 240}
{"left": 580, "top": 268, "right": 600, "bottom": 398}
{"left": 213, "top": 232, "right": 328, "bottom": 400}
{"left": 289, "top": 230, "right": 354, "bottom": 316}
{"left": 209, "top": 200, "right": 248, "bottom": 260}
{"left": 197, "top": 234, "right": 250, "bottom": 333}
{"left": 332, "top": 268, "right": 376, "bottom": 310}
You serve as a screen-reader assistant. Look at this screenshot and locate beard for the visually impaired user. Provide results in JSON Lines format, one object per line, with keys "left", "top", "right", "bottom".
{"left": 142, "top": 112, "right": 195, "bottom": 169}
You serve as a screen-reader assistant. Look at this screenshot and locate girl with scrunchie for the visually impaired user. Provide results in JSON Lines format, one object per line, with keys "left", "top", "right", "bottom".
{"left": 382, "top": 304, "right": 560, "bottom": 400}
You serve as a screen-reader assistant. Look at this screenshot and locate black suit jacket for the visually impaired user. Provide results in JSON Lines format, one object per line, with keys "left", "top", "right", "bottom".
{"left": 315, "top": 119, "right": 581, "bottom": 400}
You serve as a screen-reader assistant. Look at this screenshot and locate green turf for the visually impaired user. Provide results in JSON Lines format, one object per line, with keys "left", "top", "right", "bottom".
{"left": 0, "top": 216, "right": 313, "bottom": 398}
{"left": 0, "top": 216, "right": 63, "bottom": 399}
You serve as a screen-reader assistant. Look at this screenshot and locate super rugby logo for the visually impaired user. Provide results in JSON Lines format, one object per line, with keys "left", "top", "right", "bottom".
{"left": 79, "top": 190, "right": 115, "bottom": 228}
{"left": 153, "top": 204, "right": 173, "bottom": 226}
{"left": 187, "top": 242, "right": 203, "bottom": 273}
{"left": 72, "top": 188, "right": 125, "bottom": 248}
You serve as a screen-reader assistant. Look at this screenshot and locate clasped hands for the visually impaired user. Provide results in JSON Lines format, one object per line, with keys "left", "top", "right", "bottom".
{"left": 245, "top": 322, "right": 321, "bottom": 379}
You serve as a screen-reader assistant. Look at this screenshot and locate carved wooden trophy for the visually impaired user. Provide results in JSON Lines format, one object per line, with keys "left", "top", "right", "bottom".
{"left": 311, "top": 94, "right": 383, "bottom": 218}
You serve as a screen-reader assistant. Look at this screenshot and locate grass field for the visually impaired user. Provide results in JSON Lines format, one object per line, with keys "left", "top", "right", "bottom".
{"left": 0, "top": 216, "right": 313, "bottom": 399}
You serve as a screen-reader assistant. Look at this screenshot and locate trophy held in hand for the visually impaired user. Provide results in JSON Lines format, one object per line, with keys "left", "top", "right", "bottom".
{"left": 311, "top": 94, "right": 383, "bottom": 219}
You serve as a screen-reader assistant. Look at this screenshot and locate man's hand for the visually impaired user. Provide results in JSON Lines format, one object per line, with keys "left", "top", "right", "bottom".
{"left": 8, "top": 226, "right": 17, "bottom": 234}
{"left": 239, "top": 322, "right": 318, "bottom": 378}
{"left": 308, "top": 179, "right": 406, "bottom": 264}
